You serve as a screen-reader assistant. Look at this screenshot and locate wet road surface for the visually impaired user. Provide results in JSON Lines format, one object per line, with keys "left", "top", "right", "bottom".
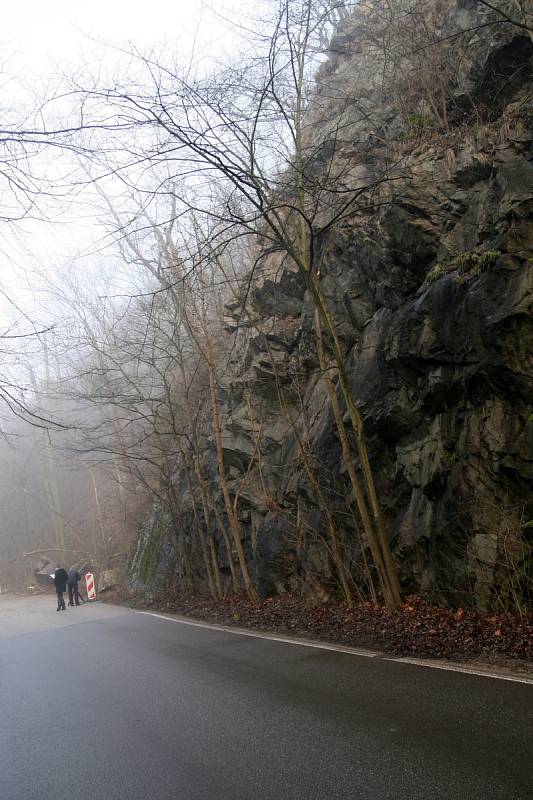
{"left": 0, "top": 594, "right": 531, "bottom": 799}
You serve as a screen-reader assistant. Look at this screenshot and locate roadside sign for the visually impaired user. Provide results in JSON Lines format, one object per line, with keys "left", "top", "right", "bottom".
{"left": 85, "top": 572, "right": 96, "bottom": 600}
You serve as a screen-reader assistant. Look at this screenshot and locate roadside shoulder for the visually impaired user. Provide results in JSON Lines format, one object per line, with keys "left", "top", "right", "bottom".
{"left": 135, "top": 607, "right": 533, "bottom": 685}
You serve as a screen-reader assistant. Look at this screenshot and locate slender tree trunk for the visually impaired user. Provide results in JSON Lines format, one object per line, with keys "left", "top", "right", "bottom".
{"left": 287, "top": 20, "right": 402, "bottom": 608}
{"left": 194, "top": 457, "right": 240, "bottom": 593}
{"left": 257, "top": 326, "right": 353, "bottom": 605}
{"left": 204, "top": 350, "right": 258, "bottom": 600}
{"left": 305, "top": 275, "right": 403, "bottom": 608}
{"left": 315, "top": 310, "right": 396, "bottom": 606}
{"left": 89, "top": 468, "right": 109, "bottom": 567}
{"left": 176, "top": 358, "right": 240, "bottom": 592}
{"left": 27, "top": 365, "right": 66, "bottom": 553}
{"left": 182, "top": 468, "right": 219, "bottom": 599}
{"left": 210, "top": 536, "right": 223, "bottom": 598}
{"left": 197, "top": 268, "right": 259, "bottom": 601}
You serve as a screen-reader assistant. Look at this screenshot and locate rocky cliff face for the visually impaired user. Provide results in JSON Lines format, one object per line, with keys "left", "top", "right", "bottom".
{"left": 131, "top": 0, "right": 533, "bottom": 609}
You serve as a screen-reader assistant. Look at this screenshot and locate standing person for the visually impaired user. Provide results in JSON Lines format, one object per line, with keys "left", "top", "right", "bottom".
{"left": 67, "top": 568, "right": 85, "bottom": 606}
{"left": 53, "top": 566, "right": 69, "bottom": 611}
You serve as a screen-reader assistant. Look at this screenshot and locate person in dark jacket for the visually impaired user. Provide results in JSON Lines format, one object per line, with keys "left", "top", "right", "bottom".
{"left": 67, "top": 568, "right": 85, "bottom": 606}
{"left": 53, "top": 566, "right": 69, "bottom": 611}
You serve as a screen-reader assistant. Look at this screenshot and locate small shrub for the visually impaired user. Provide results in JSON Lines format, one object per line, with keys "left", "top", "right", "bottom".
{"left": 407, "top": 112, "right": 434, "bottom": 135}
{"left": 455, "top": 249, "right": 501, "bottom": 276}
{"left": 519, "top": 105, "right": 533, "bottom": 128}
{"left": 424, "top": 265, "right": 444, "bottom": 285}
{"left": 455, "top": 252, "right": 478, "bottom": 272}
{"left": 398, "top": 112, "right": 435, "bottom": 142}
{"left": 477, "top": 250, "right": 501, "bottom": 272}
{"left": 422, "top": 250, "right": 501, "bottom": 291}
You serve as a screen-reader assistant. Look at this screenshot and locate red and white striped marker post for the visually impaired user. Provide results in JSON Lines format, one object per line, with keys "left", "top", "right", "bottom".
{"left": 85, "top": 572, "right": 96, "bottom": 601}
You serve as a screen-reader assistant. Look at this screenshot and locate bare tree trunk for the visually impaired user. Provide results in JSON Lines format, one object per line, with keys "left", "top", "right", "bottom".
{"left": 27, "top": 364, "right": 66, "bottom": 553}
{"left": 314, "top": 310, "right": 395, "bottom": 606}
{"left": 181, "top": 468, "right": 219, "bottom": 600}
{"left": 287, "top": 17, "right": 402, "bottom": 607}
{"left": 89, "top": 468, "right": 109, "bottom": 567}
{"left": 210, "top": 536, "right": 223, "bottom": 598}
{"left": 194, "top": 455, "right": 240, "bottom": 593}
{"left": 204, "top": 342, "right": 258, "bottom": 600}
{"left": 175, "top": 357, "right": 240, "bottom": 592}
{"left": 196, "top": 266, "right": 259, "bottom": 601}
{"left": 257, "top": 324, "right": 353, "bottom": 605}
{"left": 304, "top": 275, "right": 402, "bottom": 608}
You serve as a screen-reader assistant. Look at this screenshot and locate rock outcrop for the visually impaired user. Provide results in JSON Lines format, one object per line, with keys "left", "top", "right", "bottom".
{"left": 131, "top": 0, "right": 533, "bottom": 609}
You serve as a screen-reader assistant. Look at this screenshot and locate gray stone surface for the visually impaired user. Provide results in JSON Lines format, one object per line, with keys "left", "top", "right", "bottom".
{"left": 131, "top": 1, "right": 533, "bottom": 608}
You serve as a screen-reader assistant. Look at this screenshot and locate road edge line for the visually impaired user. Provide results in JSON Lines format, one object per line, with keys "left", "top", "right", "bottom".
{"left": 386, "top": 656, "right": 533, "bottom": 685}
{"left": 136, "top": 610, "right": 533, "bottom": 685}
{"left": 136, "top": 611, "right": 380, "bottom": 658}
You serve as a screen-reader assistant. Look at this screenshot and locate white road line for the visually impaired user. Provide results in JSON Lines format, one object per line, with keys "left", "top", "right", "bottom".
{"left": 137, "top": 611, "right": 380, "bottom": 658}
{"left": 137, "top": 610, "right": 533, "bottom": 685}
{"left": 387, "top": 657, "right": 533, "bottom": 685}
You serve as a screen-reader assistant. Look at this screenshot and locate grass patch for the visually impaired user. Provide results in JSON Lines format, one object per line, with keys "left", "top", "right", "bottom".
{"left": 422, "top": 249, "right": 501, "bottom": 289}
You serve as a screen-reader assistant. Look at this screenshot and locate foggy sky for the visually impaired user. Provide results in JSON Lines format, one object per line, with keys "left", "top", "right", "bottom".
{"left": 0, "top": 0, "right": 256, "bottom": 326}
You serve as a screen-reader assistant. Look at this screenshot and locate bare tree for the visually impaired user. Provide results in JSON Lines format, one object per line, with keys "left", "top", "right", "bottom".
{"left": 65, "top": 0, "right": 406, "bottom": 606}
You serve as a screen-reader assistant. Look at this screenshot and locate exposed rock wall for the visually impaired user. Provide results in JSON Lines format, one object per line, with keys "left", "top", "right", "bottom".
{"left": 131, "top": 0, "right": 533, "bottom": 608}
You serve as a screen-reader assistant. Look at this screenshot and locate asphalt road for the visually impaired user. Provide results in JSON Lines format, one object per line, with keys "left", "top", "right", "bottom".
{"left": 0, "top": 595, "right": 531, "bottom": 800}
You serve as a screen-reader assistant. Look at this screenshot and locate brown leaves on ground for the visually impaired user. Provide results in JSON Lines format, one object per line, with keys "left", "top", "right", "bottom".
{"left": 113, "top": 589, "right": 533, "bottom": 663}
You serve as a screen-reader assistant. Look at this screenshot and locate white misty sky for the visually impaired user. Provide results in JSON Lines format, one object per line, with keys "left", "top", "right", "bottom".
{"left": 0, "top": 0, "right": 254, "bottom": 325}
{"left": 4, "top": 0, "right": 244, "bottom": 72}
